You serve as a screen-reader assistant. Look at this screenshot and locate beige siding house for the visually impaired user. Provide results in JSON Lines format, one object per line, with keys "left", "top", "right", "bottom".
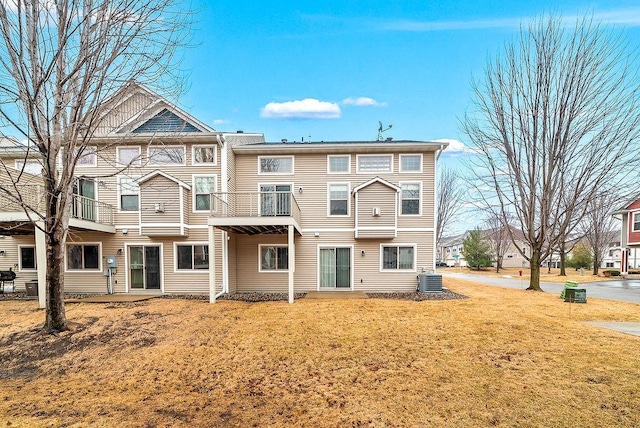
{"left": 0, "top": 82, "right": 446, "bottom": 305}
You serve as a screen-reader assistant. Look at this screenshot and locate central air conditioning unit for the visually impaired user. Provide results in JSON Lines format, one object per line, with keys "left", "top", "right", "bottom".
{"left": 154, "top": 202, "right": 165, "bottom": 213}
{"left": 372, "top": 207, "right": 381, "bottom": 217}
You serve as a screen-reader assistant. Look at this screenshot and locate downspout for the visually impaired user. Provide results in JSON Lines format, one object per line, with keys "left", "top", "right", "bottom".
{"left": 218, "top": 134, "right": 229, "bottom": 293}
{"left": 433, "top": 144, "right": 446, "bottom": 270}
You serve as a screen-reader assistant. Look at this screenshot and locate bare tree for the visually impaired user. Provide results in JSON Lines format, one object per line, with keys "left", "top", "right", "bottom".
{"left": 464, "top": 15, "right": 640, "bottom": 291}
{"left": 482, "top": 213, "right": 511, "bottom": 273}
{"left": 0, "top": 0, "right": 191, "bottom": 332}
{"left": 436, "top": 166, "right": 464, "bottom": 252}
{"left": 582, "top": 193, "right": 620, "bottom": 275}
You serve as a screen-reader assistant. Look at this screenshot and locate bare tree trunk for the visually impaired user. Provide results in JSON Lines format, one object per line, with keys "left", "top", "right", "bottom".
{"left": 45, "top": 225, "right": 66, "bottom": 331}
{"left": 528, "top": 251, "right": 542, "bottom": 291}
{"left": 559, "top": 247, "right": 567, "bottom": 276}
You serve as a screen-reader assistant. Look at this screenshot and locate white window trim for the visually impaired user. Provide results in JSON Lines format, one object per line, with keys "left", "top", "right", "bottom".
{"left": 356, "top": 154, "right": 393, "bottom": 174}
{"left": 14, "top": 160, "right": 43, "bottom": 175}
{"left": 117, "top": 146, "right": 142, "bottom": 167}
{"left": 64, "top": 242, "right": 102, "bottom": 272}
{"left": 316, "top": 245, "right": 354, "bottom": 291}
{"left": 117, "top": 175, "right": 140, "bottom": 212}
{"left": 147, "top": 144, "right": 187, "bottom": 166}
{"left": 399, "top": 153, "right": 423, "bottom": 173}
{"left": 123, "top": 243, "right": 164, "bottom": 293}
{"left": 258, "top": 244, "right": 289, "bottom": 273}
{"left": 75, "top": 146, "right": 97, "bottom": 167}
{"left": 258, "top": 155, "right": 294, "bottom": 175}
{"left": 192, "top": 144, "right": 218, "bottom": 166}
{"left": 399, "top": 181, "right": 422, "bottom": 216}
{"left": 192, "top": 174, "right": 218, "bottom": 213}
{"left": 379, "top": 243, "right": 417, "bottom": 273}
{"left": 18, "top": 245, "right": 37, "bottom": 271}
{"left": 327, "top": 154, "right": 351, "bottom": 174}
{"left": 326, "top": 182, "right": 351, "bottom": 217}
{"left": 258, "top": 182, "right": 294, "bottom": 215}
{"left": 633, "top": 211, "right": 640, "bottom": 232}
{"left": 173, "top": 242, "right": 209, "bottom": 273}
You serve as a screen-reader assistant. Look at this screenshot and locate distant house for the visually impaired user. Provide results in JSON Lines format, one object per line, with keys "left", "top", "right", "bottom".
{"left": 612, "top": 197, "right": 640, "bottom": 274}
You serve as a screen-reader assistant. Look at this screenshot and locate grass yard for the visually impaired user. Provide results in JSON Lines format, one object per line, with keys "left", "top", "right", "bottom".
{"left": 1, "top": 278, "right": 640, "bottom": 427}
{"left": 440, "top": 266, "right": 618, "bottom": 284}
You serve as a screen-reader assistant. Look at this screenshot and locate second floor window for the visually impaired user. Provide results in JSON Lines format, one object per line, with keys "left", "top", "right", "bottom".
{"left": 401, "top": 183, "right": 421, "bottom": 215}
{"left": 75, "top": 146, "right": 97, "bottom": 167}
{"left": 328, "top": 155, "right": 350, "bottom": 173}
{"left": 15, "top": 160, "right": 43, "bottom": 176}
{"left": 117, "top": 147, "right": 141, "bottom": 167}
{"left": 194, "top": 176, "right": 216, "bottom": 211}
{"left": 328, "top": 183, "right": 349, "bottom": 216}
{"left": 259, "top": 156, "right": 293, "bottom": 174}
{"left": 148, "top": 145, "right": 185, "bottom": 165}
{"left": 634, "top": 213, "right": 640, "bottom": 232}
{"left": 400, "top": 154, "right": 422, "bottom": 172}
{"left": 357, "top": 155, "right": 392, "bottom": 173}
{"left": 193, "top": 145, "right": 217, "bottom": 164}
{"left": 119, "top": 177, "right": 139, "bottom": 211}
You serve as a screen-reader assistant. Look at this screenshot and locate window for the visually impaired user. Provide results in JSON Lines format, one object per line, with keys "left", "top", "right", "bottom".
{"left": 259, "top": 184, "right": 291, "bottom": 216}
{"left": 19, "top": 246, "right": 36, "bottom": 270}
{"left": 76, "top": 146, "right": 97, "bottom": 167}
{"left": 382, "top": 245, "right": 415, "bottom": 271}
{"left": 176, "top": 244, "right": 209, "bottom": 270}
{"left": 357, "top": 154, "right": 392, "bottom": 173}
{"left": 259, "top": 156, "right": 293, "bottom": 174}
{"left": 327, "top": 155, "right": 350, "bottom": 173}
{"left": 15, "top": 160, "right": 43, "bottom": 175}
{"left": 401, "top": 182, "right": 421, "bottom": 215}
{"left": 399, "top": 154, "right": 422, "bottom": 172}
{"left": 260, "top": 245, "right": 288, "bottom": 271}
{"left": 66, "top": 244, "right": 100, "bottom": 270}
{"left": 193, "top": 145, "right": 217, "bottom": 164}
{"left": 634, "top": 212, "right": 640, "bottom": 232}
{"left": 193, "top": 176, "right": 216, "bottom": 211}
{"left": 148, "top": 145, "right": 185, "bottom": 165}
{"left": 117, "top": 147, "right": 141, "bottom": 167}
{"left": 118, "top": 176, "right": 139, "bottom": 211}
{"left": 328, "top": 183, "right": 349, "bottom": 216}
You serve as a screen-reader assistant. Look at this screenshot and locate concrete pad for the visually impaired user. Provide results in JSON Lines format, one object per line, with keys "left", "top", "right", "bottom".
{"left": 305, "top": 291, "right": 368, "bottom": 299}
{"left": 584, "top": 322, "right": 640, "bottom": 337}
{"left": 66, "top": 294, "right": 161, "bottom": 303}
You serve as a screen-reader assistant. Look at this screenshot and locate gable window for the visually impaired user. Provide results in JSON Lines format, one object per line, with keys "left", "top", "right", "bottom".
{"left": 66, "top": 244, "right": 100, "bottom": 270}
{"left": 634, "top": 212, "right": 640, "bottom": 232}
{"left": 400, "top": 182, "right": 421, "bottom": 215}
{"left": 194, "top": 176, "right": 217, "bottom": 211}
{"left": 400, "top": 154, "right": 422, "bottom": 173}
{"left": 259, "top": 156, "right": 293, "bottom": 174}
{"left": 15, "top": 160, "right": 43, "bottom": 176}
{"left": 357, "top": 154, "right": 392, "bottom": 173}
{"left": 327, "top": 155, "right": 350, "bottom": 174}
{"left": 260, "top": 245, "right": 288, "bottom": 271}
{"left": 176, "top": 244, "right": 209, "bottom": 270}
{"left": 19, "top": 246, "right": 36, "bottom": 270}
{"left": 75, "top": 146, "right": 97, "bottom": 167}
{"left": 118, "top": 176, "right": 139, "bottom": 211}
{"left": 148, "top": 145, "right": 185, "bottom": 165}
{"left": 381, "top": 245, "right": 416, "bottom": 271}
{"left": 117, "top": 147, "right": 141, "bottom": 167}
{"left": 328, "top": 183, "right": 349, "bottom": 216}
{"left": 193, "top": 145, "right": 217, "bottom": 164}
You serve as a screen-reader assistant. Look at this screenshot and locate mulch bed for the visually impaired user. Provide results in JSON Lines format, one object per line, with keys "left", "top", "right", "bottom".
{"left": 366, "top": 289, "right": 468, "bottom": 301}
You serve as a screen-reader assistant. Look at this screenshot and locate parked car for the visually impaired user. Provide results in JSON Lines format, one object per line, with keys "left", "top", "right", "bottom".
{"left": 435, "top": 262, "right": 448, "bottom": 267}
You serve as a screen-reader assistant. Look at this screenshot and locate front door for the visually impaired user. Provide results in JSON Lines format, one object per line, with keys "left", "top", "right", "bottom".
{"left": 319, "top": 247, "right": 351, "bottom": 289}
{"left": 72, "top": 178, "right": 97, "bottom": 221}
{"left": 129, "top": 246, "right": 161, "bottom": 290}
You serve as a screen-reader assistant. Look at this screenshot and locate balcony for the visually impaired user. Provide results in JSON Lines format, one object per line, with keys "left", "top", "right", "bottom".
{"left": 208, "top": 192, "right": 301, "bottom": 235}
{"left": 0, "top": 185, "right": 115, "bottom": 234}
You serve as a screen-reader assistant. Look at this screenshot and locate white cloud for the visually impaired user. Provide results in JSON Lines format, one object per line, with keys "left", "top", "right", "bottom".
{"left": 261, "top": 99, "right": 341, "bottom": 119}
{"left": 342, "top": 97, "right": 387, "bottom": 107}
{"left": 434, "top": 138, "right": 468, "bottom": 153}
{"left": 212, "top": 119, "right": 229, "bottom": 125}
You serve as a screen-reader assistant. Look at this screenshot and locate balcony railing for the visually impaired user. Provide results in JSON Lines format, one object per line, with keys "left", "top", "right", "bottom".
{"left": 210, "top": 192, "right": 301, "bottom": 225}
{"left": 0, "top": 184, "right": 114, "bottom": 226}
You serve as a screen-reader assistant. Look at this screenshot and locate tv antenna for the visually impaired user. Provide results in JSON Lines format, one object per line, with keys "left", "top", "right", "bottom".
{"left": 377, "top": 121, "right": 392, "bottom": 141}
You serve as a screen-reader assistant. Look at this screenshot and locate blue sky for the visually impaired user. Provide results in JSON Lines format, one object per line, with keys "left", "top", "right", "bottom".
{"left": 178, "top": 0, "right": 640, "bottom": 170}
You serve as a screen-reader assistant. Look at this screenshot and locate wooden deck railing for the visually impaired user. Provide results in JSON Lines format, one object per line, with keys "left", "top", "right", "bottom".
{"left": 210, "top": 192, "right": 301, "bottom": 225}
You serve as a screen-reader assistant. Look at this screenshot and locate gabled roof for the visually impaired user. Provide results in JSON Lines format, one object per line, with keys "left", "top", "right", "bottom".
{"left": 135, "top": 170, "right": 191, "bottom": 190}
{"left": 131, "top": 108, "right": 202, "bottom": 133}
{"left": 352, "top": 176, "right": 401, "bottom": 193}
{"left": 612, "top": 194, "right": 640, "bottom": 215}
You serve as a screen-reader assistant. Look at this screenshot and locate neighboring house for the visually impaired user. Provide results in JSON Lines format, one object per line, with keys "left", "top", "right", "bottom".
{"left": 438, "top": 228, "right": 530, "bottom": 269}
{"left": 613, "top": 197, "right": 640, "bottom": 274}
{"left": 598, "top": 241, "right": 640, "bottom": 269}
{"left": 0, "top": 82, "right": 446, "bottom": 304}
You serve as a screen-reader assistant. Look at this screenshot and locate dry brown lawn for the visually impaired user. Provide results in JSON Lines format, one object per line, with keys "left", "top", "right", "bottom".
{"left": 1, "top": 278, "right": 640, "bottom": 427}
{"left": 441, "top": 266, "right": 618, "bottom": 284}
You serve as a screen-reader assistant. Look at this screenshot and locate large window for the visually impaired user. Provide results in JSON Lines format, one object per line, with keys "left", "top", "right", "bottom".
{"left": 357, "top": 154, "right": 392, "bottom": 173}
{"left": 176, "top": 244, "right": 209, "bottom": 270}
{"left": 148, "top": 145, "right": 185, "bottom": 165}
{"left": 381, "top": 245, "right": 415, "bottom": 271}
{"left": 19, "top": 246, "right": 36, "bottom": 270}
{"left": 193, "top": 176, "right": 217, "bottom": 211}
{"left": 634, "top": 212, "right": 640, "bottom": 232}
{"left": 193, "top": 145, "right": 217, "bottom": 164}
{"left": 258, "top": 156, "right": 293, "bottom": 174}
{"left": 400, "top": 182, "right": 421, "bottom": 215}
{"left": 328, "top": 183, "right": 349, "bottom": 216}
{"left": 327, "top": 155, "right": 350, "bottom": 174}
{"left": 117, "top": 147, "right": 141, "bottom": 167}
{"left": 260, "top": 245, "right": 289, "bottom": 271}
{"left": 399, "top": 154, "right": 422, "bottom": 172}
{"left": 14, "top": 160, "right": 43, "bottom": 176}
{"left": 66, "top": 244, "right": 100, "bottom": 270}
{"left": 75, "top": 146, "right": 97, "bottom": 167}
{"left": 118, "top": 176, "right": 139, "bottom": 211}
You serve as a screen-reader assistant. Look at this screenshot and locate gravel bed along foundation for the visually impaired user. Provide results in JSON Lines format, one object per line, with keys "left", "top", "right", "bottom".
{"left": 367, "top": 289, "right": 468, "bottom": 301}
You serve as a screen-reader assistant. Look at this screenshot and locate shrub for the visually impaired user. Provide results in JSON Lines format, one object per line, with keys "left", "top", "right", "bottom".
{"left": 602, "top": 270, "right": 620, "bottom": 277}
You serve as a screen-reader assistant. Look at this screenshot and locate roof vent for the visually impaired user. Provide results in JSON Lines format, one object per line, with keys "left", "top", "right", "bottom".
{"left": 281, "top": 139, "right": 288, "bottom": 143}
{"left": 386, "top": 137, "right": 393, "bottom": 141}
{"left": 237, "top": 130, "right": 244, "bottom": 133}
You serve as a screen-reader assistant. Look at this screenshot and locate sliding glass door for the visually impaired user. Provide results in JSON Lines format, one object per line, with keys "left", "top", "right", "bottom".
{"left": 319, "top": 247, "right": 351, "bottom": 289}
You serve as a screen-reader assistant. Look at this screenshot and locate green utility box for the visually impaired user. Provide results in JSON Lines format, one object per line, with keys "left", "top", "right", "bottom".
{"left": 564, "top": 287, "right": 586, "bottom": 303}
{"left": 560, "top": 281, "right": 579, "bottom": 300}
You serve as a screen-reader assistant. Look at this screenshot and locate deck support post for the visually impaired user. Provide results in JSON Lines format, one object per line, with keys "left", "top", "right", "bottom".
{"left": 209, "top": 225, "right": 216, "bottom": 303}
{"left": 288, "top": 225, "right": 295, "bottom": 304}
